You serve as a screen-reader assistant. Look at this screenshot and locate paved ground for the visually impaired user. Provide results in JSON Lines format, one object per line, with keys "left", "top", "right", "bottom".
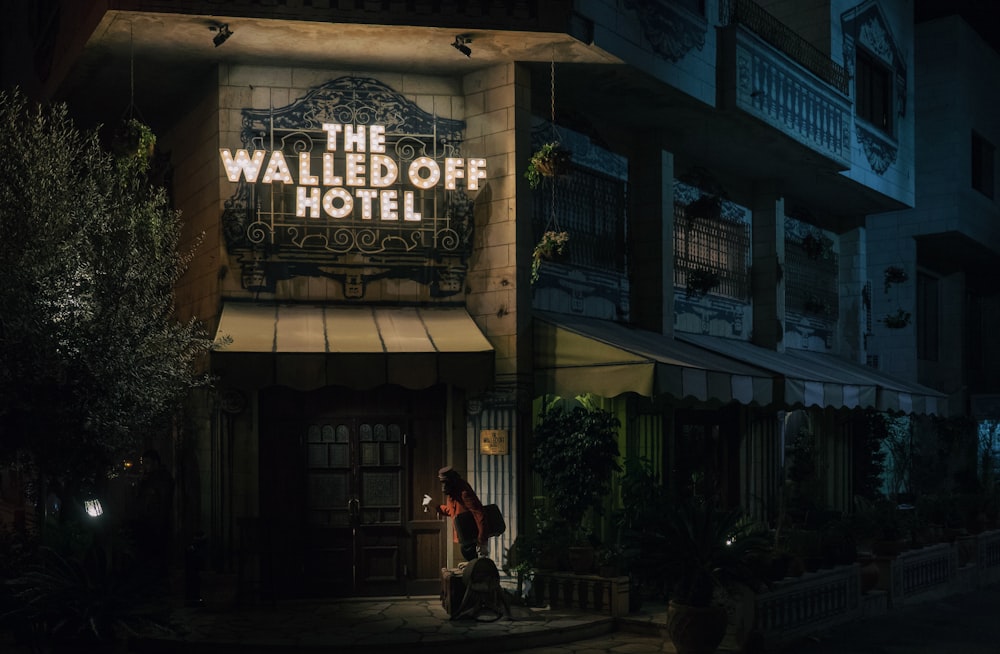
{"left": 3, "top": 570, "right": 999, "bottom": 653}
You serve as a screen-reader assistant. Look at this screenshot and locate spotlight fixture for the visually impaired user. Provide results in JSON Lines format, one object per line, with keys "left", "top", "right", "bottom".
{"left": 452, "top": 35, "right": 472, "bottom": 57}
{"left": 211, "top": 23, "right": 233, "bottom": 47}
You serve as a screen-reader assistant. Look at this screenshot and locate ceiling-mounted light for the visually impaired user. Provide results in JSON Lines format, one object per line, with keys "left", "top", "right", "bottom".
{"left": 452, "top": 35, "right": 472, "bottom": 57}
{"left": 211, "top": 23, "right": 233, "bottom": 47}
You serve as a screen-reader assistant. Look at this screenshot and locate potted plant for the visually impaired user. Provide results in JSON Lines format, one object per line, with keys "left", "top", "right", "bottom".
{"left": 662, "top": 497, "right": 771, "bottom": 654}
{"left": 882, "top": 308, "right": 911, "bottom": 329}
{"left": 531, "top": 230, "right": 569, "bottom": 284}
{"left": 883, "top": 265, "right": 908, "bottom": 293}
{"left": 531, "top": 399, "right": 621, "bottom": 573}
{"left": 525, "top": 142, "right": 571, "bottom": 189}
{"left": 685, "top": 268, "right": 720, "bottom": 299}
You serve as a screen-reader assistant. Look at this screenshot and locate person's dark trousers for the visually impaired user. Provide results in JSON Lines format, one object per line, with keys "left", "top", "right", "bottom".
{"left": 460, "top": 541, "right": 477, "bottom": 561}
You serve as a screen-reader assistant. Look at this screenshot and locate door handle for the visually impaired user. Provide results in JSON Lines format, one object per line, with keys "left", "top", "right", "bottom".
{"left": 348, "top": 497, "right": 361, "bottom": 526}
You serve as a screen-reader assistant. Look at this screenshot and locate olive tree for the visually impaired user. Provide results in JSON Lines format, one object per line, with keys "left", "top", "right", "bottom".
{"left": 0, "top": 89, "right": 214, "bottom": 516}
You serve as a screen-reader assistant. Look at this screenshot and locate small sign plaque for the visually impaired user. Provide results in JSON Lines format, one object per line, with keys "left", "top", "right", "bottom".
{"left": 479, "top": 429, "right": 509, "bottom": 455}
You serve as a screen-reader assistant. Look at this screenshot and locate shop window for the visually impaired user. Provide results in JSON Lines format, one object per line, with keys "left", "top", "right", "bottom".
{"left": 972, "top": 131, "right": 995, "bottom": 199}
{"left": 916, "top": 272, "right": 939, "bottom": 362}
{"left": 856, "top": 48, "right": 892, "bottom": 134}
{"left": 673, "top": 204, "right": 750, "bottom": 300}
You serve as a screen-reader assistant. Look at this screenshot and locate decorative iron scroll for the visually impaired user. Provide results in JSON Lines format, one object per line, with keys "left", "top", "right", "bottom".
{"left": 221, "top": 77, "right": 476, "bottom": 298}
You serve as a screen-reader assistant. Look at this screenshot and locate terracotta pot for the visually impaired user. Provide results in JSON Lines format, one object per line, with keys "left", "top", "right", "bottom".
{"left": 665, "top": 600, "right": 728, "bottom": 654}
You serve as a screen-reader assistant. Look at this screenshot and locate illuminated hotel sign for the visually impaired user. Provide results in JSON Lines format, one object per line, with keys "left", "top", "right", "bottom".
{"left": 219, "top": 76, "right": 483, "bottom": 298}
{"left": 219, "top": 123, "right": 486, "bottom": 223}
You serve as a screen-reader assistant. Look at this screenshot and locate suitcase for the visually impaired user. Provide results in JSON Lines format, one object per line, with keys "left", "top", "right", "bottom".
{"left": 454, "top": 504, "right": 506, "bottom": 544}
{"left": 440, "top": 567, "right": 466, "bottom": 615}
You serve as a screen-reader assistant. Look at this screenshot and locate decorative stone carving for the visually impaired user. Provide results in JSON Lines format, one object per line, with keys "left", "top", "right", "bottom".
{"left": 623, "top": 0, "right": 707, "bottom": 62}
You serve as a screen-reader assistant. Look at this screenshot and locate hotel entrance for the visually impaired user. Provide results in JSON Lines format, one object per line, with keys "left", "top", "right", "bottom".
{"left": 259, "top": 385, "right": 448, "bottom": 597}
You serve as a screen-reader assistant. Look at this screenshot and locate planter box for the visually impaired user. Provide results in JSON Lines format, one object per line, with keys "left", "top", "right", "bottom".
{"left": 754, "top": 563, "right": 861, "bottom": 648}
{"left": 529, "top": 571, "right": 630, "bottom": 617}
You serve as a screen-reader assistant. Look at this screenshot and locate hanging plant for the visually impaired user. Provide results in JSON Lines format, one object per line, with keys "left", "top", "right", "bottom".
{"left": 113, "top": 117, "right": 156, "bottom": 163}
{"left": 531, "top": 230, "right": 569, "bottom": 284}
{"left": 685, "top": 268, "right": 720, "bottom": 299}
{"left": 525, "top": 142, "right": 572, "bottom": 189}
{"left": 685, "top": 193, "right": 723, "bottom": 220}
{"left": 883, "top": 265, "right": 908, "bottom": 293}
{"left": 801, "top": 231, "right": 833, "bottom": 260}
{"left": 803, "top": 293, "right": 831, "bottom": 316}
{"left": 882, "top": 308, "right": 911, "bottom": 329}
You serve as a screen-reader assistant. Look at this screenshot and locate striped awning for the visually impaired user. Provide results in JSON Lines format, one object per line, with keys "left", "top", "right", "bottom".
{"left": 677, "top": 333, "right": 947, "bottom": 416}
{"left": 212, "top": 303, "right": 494, "bottom": 391}
{"left": 533, "top": 312, "right": 773, "bottom": 405}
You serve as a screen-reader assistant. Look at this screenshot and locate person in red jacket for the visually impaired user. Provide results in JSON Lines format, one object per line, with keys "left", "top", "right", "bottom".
{"left": 436, "top": 466, "right": 489, "bottom": 561}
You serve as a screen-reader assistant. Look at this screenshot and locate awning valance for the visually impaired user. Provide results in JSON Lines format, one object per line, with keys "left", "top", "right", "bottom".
{"left": 212, "top": 303, "right": 494, "bottom": 391}
{"left": 676, "top": 333, "right": 947, "bottom": 416}
{"left": 533, "top": 312, "right": 773, "bottom": 405}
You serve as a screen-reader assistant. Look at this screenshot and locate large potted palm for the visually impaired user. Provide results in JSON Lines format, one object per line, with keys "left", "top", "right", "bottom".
{"left": 662, "top": 497, "right": 770, "bottom": 654}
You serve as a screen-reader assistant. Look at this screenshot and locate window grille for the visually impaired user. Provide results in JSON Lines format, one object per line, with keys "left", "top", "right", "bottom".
{"left": 672, "top": 203, "right": 750, "bottom": 300}
{"left": 532, "top": 165, "right": 627, "bottom": 274}
{"left": 785, "top": 240, "right": 838, "bottom": 320}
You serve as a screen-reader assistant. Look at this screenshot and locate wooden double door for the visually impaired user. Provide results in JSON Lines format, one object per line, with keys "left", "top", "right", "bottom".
{"left": 259, "top": 386, "right": 448, "bottom": 597}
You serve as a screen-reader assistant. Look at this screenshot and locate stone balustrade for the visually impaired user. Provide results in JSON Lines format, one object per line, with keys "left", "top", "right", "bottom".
{"left": 754, "top": 563, "right": 861, "bottom": 648}
{"left": 529, "top": 571, "right": 630, "bottom": 617}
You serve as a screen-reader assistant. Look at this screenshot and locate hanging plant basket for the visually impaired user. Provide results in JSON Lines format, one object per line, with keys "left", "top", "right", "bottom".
{"left": 113, "top": 117, "right": 156, "bottom": 162}
{"left": 883, "top": 265, "right": 908, "bottom": 293}
{"left": 882, "top": 308, "right": 911, "bottom": 329}
{"left": 685, "top": 194, "right": 723, "bottom": 220}
{"left": 526, "top": 142, "right": 572, "bottom": 189}
{"left": 801, "top": 231, "right": 833, "bottom": 261}
{"left": 685, "top": 268, "right": 720, "bottom": 299}
{"left": 531, "top": 230, "right": 569, "bottom": 284}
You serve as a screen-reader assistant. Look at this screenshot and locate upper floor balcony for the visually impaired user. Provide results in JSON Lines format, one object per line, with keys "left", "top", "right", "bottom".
{"left": 717, "top": 0, "right": 852, "bottom": 170}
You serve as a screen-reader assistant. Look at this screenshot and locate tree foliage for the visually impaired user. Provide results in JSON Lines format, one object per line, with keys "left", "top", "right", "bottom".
{"left": 532, "top": 403, "right": 621, "bottom": 530}
{"left": 0, "top": 88, "right": 214, "bottom": 503}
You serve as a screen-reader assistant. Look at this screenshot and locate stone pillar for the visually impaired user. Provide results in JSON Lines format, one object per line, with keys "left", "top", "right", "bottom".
{"left": 838, "top": 227, "right": 867, "bottom": 362}
{"left": 751, "top": 187, "right": 785, "bottom": 351}
{"left": 630, "top": 144, "right": 674, "bottom": 336}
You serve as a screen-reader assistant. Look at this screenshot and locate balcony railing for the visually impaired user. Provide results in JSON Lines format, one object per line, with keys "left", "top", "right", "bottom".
{"left": 720, "top": 0, "right": 849, "bottom": 95}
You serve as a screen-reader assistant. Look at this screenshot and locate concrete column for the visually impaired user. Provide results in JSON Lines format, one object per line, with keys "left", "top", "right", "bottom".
{"left": 751, "top": 187, "right": 784, "bottom": 351}
{"left": 630, "top": 144, "right": 674, "bottom": 336}
{"left": 838, "top": 227, "right": 867, "bottom": 363}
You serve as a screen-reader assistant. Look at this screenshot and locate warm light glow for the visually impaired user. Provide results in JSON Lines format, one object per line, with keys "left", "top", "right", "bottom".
{"left": 403, "top": 191, "right": 421, "bottom": 221}
{"left": 444, "top": 158, "right": 464, "bottom": 191}
{"left": 298, "top": 153, "right": 318, "bottom": 185}
{"left": 220, "top": 149, "right": 265, "bottom": 182}
{"left": 346, "top": 153, "right": 366, "bottom": 186}
{"left": 323, "top": 187, "right": 353, "bottom": 218}
{"left": 297, "top": 186, "right": 321, "bottom": 218}
{"left": 220, "top": 123, "right": 489, "bottom": 224}
{"left": 408, "top": 157, "right": 440, "bottom": 189}
{"left": 380, "top": 190, "right": 399, "bottom": 221}
{"left": 369, "top": 154, "right": 398, "bottom": 187}
{"left": 355, "top": 189, "right": 378, "bottom": 219}
{"left": 467, "top": 158, "right": 487, "bottom": 190}
{"left": 262, "top": 151, "right": 293, "bottom": 184}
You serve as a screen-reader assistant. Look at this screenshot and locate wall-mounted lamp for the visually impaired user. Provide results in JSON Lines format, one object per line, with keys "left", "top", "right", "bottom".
{"left": 452, "top": 35, "right": 472, "bottom": 57}
{"left": 211, "top": 23, "right": 233, "bottom": 47}
{"left": 84, "top": 498, "right": 103, "bottom": 518}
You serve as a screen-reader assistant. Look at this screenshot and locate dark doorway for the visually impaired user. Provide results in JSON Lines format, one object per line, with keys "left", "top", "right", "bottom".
{"left": 259, "top": 385, "right": 447, "bottom": 597}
